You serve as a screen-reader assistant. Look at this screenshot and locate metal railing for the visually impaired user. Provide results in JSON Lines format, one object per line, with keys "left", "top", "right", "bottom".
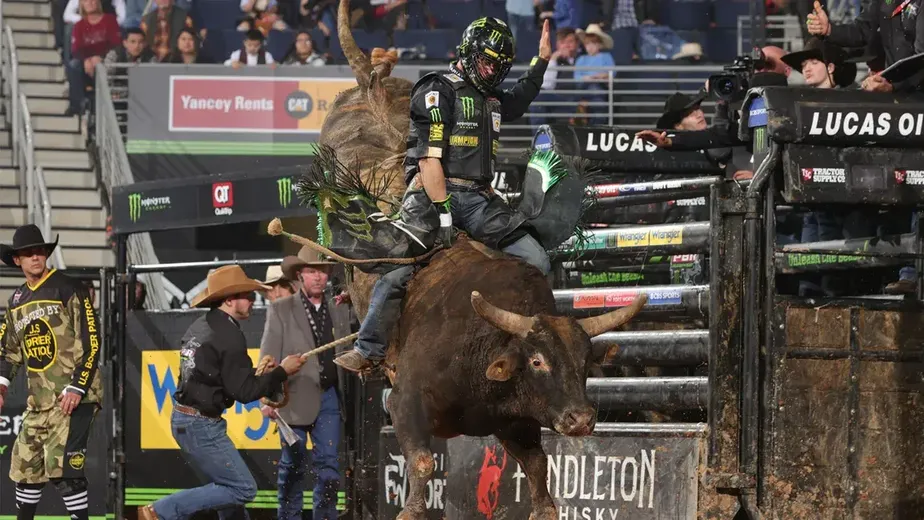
{"left": 1, "top": 24, "right": 66, "bottom": 269}
{"left": 737, "top": 15, "right": 805, "bottom": 55}
{"left": 33, "top": 167, "right": 67, "bottom": 269}
{"left": 95, "top": 63, "right": 170, "bottom": 309}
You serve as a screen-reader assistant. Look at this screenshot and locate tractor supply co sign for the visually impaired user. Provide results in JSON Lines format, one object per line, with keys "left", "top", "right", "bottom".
{"left": 168, "top": 76, "right": 356, "bottom": 134}
{"left": 444, "top": 433, "right": 700, "bottom": 519}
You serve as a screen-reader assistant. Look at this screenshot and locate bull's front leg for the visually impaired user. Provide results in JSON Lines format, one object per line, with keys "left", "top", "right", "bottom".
{"left": 495, "top": 421, "right": 556, "bottom": 520}
{"left": 389, "top": 389, "right": 434, "bottom": 520}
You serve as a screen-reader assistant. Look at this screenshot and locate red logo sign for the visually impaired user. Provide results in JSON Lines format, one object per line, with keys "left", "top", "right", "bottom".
{"left": 896, "top": 169, "right": 907, "bottom": 184}
{"left": 801, "top": 168, "right": 814, "bottom": 182}
{"left": 213, "top": 182, "right": 233, "bottom": 207}
{"left": 476, "top": 446, "right": 507, "bottom": 519}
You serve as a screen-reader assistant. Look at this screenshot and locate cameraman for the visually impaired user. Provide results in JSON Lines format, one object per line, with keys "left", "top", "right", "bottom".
{"left": 636, "top": 56, "right": 790, "bottom": 178}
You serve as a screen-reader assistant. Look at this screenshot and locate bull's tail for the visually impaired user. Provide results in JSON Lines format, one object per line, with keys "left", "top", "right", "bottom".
{"left": 338, "top": 0, "right": 399, "bottom": 88}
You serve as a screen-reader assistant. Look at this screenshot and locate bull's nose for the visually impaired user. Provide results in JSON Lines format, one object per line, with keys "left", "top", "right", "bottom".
{"left": 556, "top": 408, "right": 596, "bottom": 437}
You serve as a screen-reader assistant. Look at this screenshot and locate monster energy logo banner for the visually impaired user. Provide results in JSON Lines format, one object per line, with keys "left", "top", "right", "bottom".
{"left": 128, "top": 193, "right": 172, "bottom": 222}
{"left": 430, "top": 108, "right": 441, "bottom": 122}
{"left": 459, "top": 97, "right": 475, "bottom": 120}
{"left": 277, "top": 177, "right": 294, "bottom": 208}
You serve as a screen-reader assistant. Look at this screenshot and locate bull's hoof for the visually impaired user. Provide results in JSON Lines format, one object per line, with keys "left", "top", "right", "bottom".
{"left": 528, "top": 505, "right": 557, "bottom": 520}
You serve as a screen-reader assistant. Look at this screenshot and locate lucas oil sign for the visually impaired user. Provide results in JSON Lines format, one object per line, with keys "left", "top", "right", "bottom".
{"left": 140, "top": 349, "right": 276, "bottom": 449}
{"left": 444, "top": 432, "right": 701, "bottom": 519}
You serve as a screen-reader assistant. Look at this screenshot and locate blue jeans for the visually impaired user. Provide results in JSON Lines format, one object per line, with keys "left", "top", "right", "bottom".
{"left": 277, "top": 387, "right": 340, "bottom": 520}
{"left": 153, "top": 410, "right": 258, "bottom": 520}
{"left": 66, "top": 58, "right": 89, "bottom": 113}
{"left": 353, "top": 189, "right": 551, "bottom": 360}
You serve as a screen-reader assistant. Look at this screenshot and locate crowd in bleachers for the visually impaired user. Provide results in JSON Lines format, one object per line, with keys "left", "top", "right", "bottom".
{"left": 54, "top": 0, "right": 813, "bottom": 120}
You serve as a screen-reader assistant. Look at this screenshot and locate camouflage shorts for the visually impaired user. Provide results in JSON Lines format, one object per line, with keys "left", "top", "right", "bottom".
{"left": 10, "top": 403, "right": 98, "bottom": 484}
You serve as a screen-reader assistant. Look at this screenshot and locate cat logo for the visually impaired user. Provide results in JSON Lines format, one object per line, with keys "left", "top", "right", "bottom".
{"left": 68, "top": 453, "right": 86, "bottom": 470}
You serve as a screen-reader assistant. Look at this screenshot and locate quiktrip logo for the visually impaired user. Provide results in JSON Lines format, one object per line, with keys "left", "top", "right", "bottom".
{"left": 212, "top": 182, "right": 234, "bottom": 216}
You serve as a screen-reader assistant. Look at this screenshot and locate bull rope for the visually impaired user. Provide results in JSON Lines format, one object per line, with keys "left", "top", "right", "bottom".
{"left": 267, "top": 217, "right": 443, "bottom": 265}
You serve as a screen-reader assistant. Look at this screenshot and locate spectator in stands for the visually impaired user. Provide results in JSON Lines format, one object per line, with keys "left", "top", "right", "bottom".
{"left": 547, "top": 0, "right": 582, "bottom": 31}
{"left": 505, "top": 0, "right": 535, "bottom": 43}
{"left": 67, "top": 0, "right": 121, "bottom": 116}
{"left": 780, "top": 39, "right": 876, "bottom": 297}
{"left": 140, "top": 0, "right": 195, "bottom": 61}
{"left": 64, "top": 0, "right": 126, "bottom": 26}
{"left": 672, "top": 42, "right": 704, "bottom": 63}
{"left": 239, "top": 0, "right": 289, "bottom": 35}
{"left": 297, "top": 0, "right": 336, "bottom": 39}
{"left": 602, "top": 0, "right": 658, "bottom": 29}
{"left": 164, "top": 27, "right": 213, "bottom": 63}
{"left": 283, "top": 30, "right": 327, "bottom": 66}
{"left": 257, "top": 264, "right": 296, "bottom": 303}
{"left": 104, "top": 27, "right": 154, "bottom": 69}
{"left": 226, "top": 29, "right": 277, "bottom": 67}
{"left": 356, "top": 0, "right": 407, "bottom": 34}
{"left": 574, "top": 25, "right": 615, "bottom": 123}
{"left": 532, "top": 27, "right": 578, "bottom": 125}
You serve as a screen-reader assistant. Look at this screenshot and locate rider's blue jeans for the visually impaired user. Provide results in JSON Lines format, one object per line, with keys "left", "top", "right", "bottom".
{"left": 353, "top": 189, "right": 550, "bottom": 361}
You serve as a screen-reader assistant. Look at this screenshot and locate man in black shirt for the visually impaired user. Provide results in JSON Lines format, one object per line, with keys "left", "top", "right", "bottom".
{"left": 138, "top": 265, "right": 306, "bottom": 520}
{"left": 259, "top": 247, "right": 355, "bottom": 520}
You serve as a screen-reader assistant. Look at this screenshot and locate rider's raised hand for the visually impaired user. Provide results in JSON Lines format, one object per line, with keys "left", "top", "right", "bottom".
{"left": 538, "top": 20, "right": 552, "bottom": 60}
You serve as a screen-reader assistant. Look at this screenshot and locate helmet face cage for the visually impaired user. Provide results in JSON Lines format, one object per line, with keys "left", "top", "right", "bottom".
{"left": 458, "top": 18, "right": 515, "bottom": 92}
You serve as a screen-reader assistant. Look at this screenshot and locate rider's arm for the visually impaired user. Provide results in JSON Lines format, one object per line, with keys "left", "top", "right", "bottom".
{"left": 409, "top": 78, "right": 453, "bottom": 203}
{"left": 419, "top": 158, "right": 448, "bottom": 204}
{"left": 667, "top": 116, "right": 742, "bottom": 150}
{"left": 0, "top": 308, "right": 20, "bottom": 397}
{"left": 497, "top": 57, "right": 549, "bottom": 122}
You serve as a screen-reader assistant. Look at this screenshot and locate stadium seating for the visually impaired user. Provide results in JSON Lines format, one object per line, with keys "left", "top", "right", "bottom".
{"left": 659, "top": 0, "right": 711, "bottom": 31}
{"left": 393, "top": 29, "right": 460, "bottom": 60}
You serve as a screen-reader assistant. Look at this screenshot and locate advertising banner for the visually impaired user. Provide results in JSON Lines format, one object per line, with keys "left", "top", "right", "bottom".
{"left": 444, "top": 431, "right": 702, "bottom": 520}
{"left": 379, "top": 427, "right": 448, "bottom": 519}
{"left": 110, "top": 167, "right": 312, "bottom": 234}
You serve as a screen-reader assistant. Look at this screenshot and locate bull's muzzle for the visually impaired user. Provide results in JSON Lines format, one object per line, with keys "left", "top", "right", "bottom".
{"left": 553, "top": 407, "right": 597, "bottom": 437}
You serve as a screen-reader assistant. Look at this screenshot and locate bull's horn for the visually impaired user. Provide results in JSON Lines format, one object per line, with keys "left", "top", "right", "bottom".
{"left": 577, "top": 293, "right": 648, "bottom": 338}
{"left": 471, "top": 291, "right": 536, "bottom": 339}
{"left": 338, "top": 0, "right": 373, "bottom": 88}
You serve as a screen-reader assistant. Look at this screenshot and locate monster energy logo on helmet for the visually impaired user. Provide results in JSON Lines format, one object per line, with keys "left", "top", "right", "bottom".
{"left": 277, "top": 177, "right": 293, "bottom": 207}
{"left": 458, "top": 17, "right": 514, "bottom": 93}
{"left": 459, "top": 97, "right": 475, "bottom": 119}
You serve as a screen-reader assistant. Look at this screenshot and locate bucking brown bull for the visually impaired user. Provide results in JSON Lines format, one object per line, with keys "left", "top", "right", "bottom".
{"left": 272, "top": 3, "right": 647, "bottom": 518}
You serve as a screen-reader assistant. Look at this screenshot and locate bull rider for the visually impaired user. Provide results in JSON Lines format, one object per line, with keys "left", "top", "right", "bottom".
{"left": 335, "top": 16, "right": 553, "bottom": 373}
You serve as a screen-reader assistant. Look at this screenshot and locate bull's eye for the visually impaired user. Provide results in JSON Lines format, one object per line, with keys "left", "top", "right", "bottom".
{"left": 532, "top": 359, "right": 542, "bottom": 367}
{"left": 529, "top": 354, "right": 550, "bottom": 372}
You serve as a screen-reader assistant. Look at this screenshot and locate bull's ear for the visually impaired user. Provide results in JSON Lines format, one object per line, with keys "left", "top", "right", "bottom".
{"left": 486, "top": 352, "right": 520, "bottom": 382}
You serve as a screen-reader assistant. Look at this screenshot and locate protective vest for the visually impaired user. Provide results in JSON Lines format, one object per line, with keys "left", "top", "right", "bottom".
{"left": 0, "top": 270, "right": 102, "bottom": 411}
{"left": 408, "top": 71, "right": 502, "bottom": 184}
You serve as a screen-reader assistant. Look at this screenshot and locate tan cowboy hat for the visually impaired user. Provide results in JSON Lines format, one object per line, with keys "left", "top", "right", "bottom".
{"left": 281, "top": 246, "right": 336, "bottom": 280}
{"left": 576, "top": 24, "right": 613, "bottom": 51}
{"left": 259, "top": 265, "right": 287, "bottom": 286}
{"left": 191, "top": 265, "right": 271, "bottom": 308}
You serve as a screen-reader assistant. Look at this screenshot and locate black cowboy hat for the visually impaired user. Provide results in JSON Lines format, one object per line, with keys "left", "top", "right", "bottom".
{"left": 781, "top": 37, "right": 856, "bottom": 87}
{"left": 655, "top": 91, "right": 706, "bottom": 129}
{"left": 0, "top": 224, "right": 59, "bottom": 267}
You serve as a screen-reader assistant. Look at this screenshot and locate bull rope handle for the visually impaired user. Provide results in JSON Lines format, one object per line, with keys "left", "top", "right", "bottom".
{"left": 267, "top": 218, "right": 443, "bottom": 265}
{"left": 255, "top": 333, "right": 360, "bottom": 408}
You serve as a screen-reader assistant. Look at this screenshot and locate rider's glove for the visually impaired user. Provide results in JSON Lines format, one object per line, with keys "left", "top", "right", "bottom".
{"left": 434, "top": 195, "right": 453, "bottom": 246}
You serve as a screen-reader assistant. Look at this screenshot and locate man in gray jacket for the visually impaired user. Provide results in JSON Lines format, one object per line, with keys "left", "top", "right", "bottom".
{"left": 259, "top": 247, "right": 354, "bottom": 520}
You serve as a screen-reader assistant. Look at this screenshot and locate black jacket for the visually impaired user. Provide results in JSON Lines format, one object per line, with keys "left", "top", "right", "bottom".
{"left": 827, "top": 0, "right": 924, "bottom": 91}
{"left": 404, "top": 59, "right": 549, "bottom": 185}
{"left": 174, "top": 308, "right": 287, "bottom": 417}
